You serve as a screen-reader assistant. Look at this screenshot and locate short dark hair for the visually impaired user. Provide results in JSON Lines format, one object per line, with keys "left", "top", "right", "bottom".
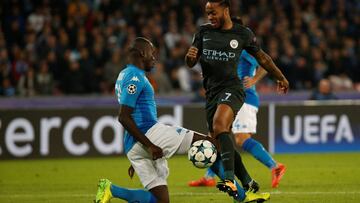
{"left": 208, "top": 0, "right": 230, "bottom": 7}
{"left": 128, "top": 37, "right": 152, "bottom": 56}
{"left": 132, "top": 37, "right": 151, "bottom": 48}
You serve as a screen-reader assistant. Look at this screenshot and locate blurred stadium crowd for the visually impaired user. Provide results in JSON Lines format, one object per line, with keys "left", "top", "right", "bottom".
{"left": 0, "top": 0, "right": 359, "bottom": 97}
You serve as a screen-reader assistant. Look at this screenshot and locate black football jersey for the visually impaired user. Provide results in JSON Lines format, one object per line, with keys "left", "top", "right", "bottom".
{"left": 192, "top": 23, "right": 260, "bottom": 94}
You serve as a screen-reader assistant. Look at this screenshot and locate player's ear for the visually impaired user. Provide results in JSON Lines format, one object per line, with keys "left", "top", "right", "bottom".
{"left": 222, "top": 7, "right": 229, "bottom": 17}
{"left": 139, "top": 50, "right": 145, "bottom": 57}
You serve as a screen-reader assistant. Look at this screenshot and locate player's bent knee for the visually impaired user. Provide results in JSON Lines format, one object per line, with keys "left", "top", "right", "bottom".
{"left": 212, "top": 123, "right": 231, "bottom": 136}
{"left": 234, "top": 133, "right": 252, "bottom": 146}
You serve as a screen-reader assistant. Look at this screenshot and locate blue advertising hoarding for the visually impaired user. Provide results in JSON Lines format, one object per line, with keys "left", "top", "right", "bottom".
{"left": 272, "top": 102, "right": 360, "bottom": 153}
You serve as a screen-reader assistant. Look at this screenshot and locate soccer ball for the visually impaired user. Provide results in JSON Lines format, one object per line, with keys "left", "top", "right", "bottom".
{"left": 188, "top": 140, "right": 217, "bottom": 168}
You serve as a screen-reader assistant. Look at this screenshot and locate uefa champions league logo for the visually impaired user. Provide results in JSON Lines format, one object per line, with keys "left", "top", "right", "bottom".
{"left": 127, "top": 84, "right": 137, "bottom": 94}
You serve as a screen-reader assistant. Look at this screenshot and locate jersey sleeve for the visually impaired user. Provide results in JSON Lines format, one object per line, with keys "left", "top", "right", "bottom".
{"left": 117, "top": 73, "right": 145, "bottom": 108}
{"left": 243, "top": 27, "right": 260, "bottom": 55}
{"left": 191, "top": 29, "right": 202, "bottom": 51}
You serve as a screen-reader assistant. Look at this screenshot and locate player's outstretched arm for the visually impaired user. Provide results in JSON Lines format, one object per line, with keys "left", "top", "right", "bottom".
{"left": 118, "top": 105, "right": 163, "bottom": 160}
{"left": 253, "top": 49, "right": 289, "bottom": 93}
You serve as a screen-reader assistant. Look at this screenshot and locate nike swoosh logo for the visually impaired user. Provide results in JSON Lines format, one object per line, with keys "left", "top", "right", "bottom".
{"left": 221, "top": 152, "right": 231, "bottom": 157}
{"left": 203, "top": 38, "right": 211, "bottom": 42}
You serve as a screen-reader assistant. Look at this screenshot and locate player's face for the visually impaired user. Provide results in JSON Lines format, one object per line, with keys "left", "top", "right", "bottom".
{"left": 143, "top": 43, "right": 156, "bottom": 72}
{"left": 205, "top": 2, "right": 226, "bottom": 29}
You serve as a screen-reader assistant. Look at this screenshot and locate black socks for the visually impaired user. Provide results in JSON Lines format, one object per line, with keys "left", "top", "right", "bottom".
{"left": 217, "top": 132, "right": 235, "bottom": 180}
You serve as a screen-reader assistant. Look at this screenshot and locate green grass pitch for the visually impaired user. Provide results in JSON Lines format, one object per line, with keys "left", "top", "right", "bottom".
{"left": 1, "top": 153, "right": 360, "bottom": 203}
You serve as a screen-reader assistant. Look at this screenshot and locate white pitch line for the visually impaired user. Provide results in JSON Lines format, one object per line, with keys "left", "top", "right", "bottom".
{"left": 271, "top": 191, "right": 360, "bottom": 195}
{"left": 1, "top": 191, "right": 360, "bottom": 198}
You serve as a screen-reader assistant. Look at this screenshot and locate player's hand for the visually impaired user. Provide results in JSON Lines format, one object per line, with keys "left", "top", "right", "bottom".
{"left": 276, "top": 78, "right": 289, "bottom": 94}
{"left": 186, "top": 46, "right": 198, "bottom": 60}
{"left": 243, "top": 76, "right": 256, "bottom": 89}
{"left": 148, "top": 144, "right": 163, "bottom": 160}
{"left": 128, "top": 165, "right": 135, "bottom": 179}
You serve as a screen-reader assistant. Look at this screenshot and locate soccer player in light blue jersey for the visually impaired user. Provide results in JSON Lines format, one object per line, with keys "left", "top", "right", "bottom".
{"left": 94, "top": 37, "right": 270, "bottom": 203}
{"left": 233, "top": 50, "right": 286, "bottom": 188}
{"left": 190, "top": 50, "right": 286, "bottom": 189}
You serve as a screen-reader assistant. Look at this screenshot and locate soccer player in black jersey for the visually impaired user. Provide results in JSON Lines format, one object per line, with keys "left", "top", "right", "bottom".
{"left": 185, "top": 0, "right": 289, "bottom": 199}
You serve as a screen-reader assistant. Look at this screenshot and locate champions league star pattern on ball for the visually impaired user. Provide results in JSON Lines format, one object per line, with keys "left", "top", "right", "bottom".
{"left": 188, "top": 140, "right": 217, "bottom": 168}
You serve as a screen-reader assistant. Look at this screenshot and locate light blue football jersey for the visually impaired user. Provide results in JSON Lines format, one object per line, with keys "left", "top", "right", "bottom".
{"left": 115, "top": 64, "right": 157, "bottom": 154}
{"left": 237, "top": 50, "right": 260, "bottom": 108}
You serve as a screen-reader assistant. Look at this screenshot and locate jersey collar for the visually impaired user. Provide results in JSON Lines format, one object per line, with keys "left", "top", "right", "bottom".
{"left": 127, "top": 64, "right": 145, "bottom": 74}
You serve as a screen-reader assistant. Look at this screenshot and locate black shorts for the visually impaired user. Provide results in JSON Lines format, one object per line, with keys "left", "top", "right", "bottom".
{"left": 205, "top": 87, "right": 245, "bottom": 132}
